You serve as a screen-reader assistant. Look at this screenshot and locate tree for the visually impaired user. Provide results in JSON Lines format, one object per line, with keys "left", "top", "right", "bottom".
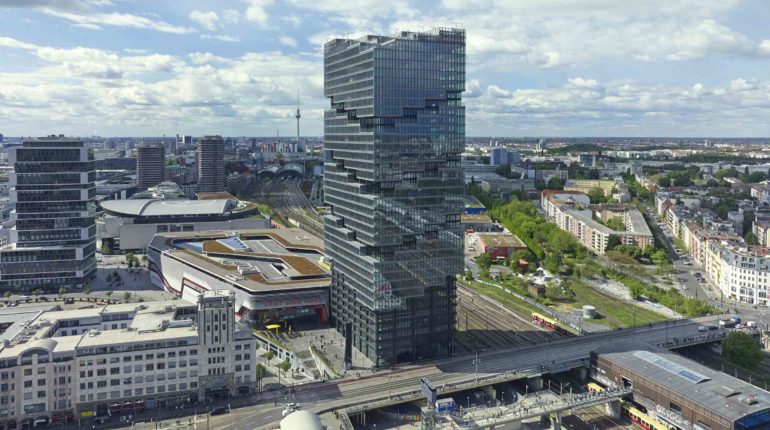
{"left": 32, "top": 289, "right": 43, "bottom": 301}
{"left": 744, "top": 232, "right": 759, "bottom": 246}
{"left": 544, "top": 253, "right": 562, "bottom": 273}
{"left": 105, "top": 291, "right": 113, "bottom": 302}
{"left": 278, "top": 360, "right": 291, "bottom": 384}
{"left": 475, "top": 253, "right": 493, "bottom": 270}
{"left": 604, "top": 217, "right": 626, "bottom": 232}
{"left": 546, "top": 177, "right": 564, "bottom": 190}
{"left": 264, "top": 350, "right": 275, "bottom": 365}
{"left": 255, "top": 363, "right": 266, "bottom": 392}
{"left": 4, "top": 291, "right": 12, "bottom": 300}
{"left": 657, "top": 176, "right": 672, "bottom": 188}
{"left": 58, "top": 287, "right": 66, "bottom": 300}
{"left": 722, "top": 332, "right": 762, "bottom": 369}
{"left": 84, "top": 288, "right": 93, "bottom": 300}
{"left": 464, "top": 269, "right": 474, "bottom": 281}
{"left": 606, "top": 235, "right": 622, "bottom": 251}
{"left": 587, "top": 187, "right": 607, "bottom": 204}
{"left": 123, "top": 291, "right": 132, "bottom": 303}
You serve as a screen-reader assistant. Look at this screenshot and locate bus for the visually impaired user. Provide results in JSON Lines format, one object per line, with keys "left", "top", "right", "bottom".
{"left": 586, "top": 382, "right": 605, "bottom": 393}
{"left": 623, "top": 404, "right": 671, "bottom": 430}
{"left": 531, "top": 312, "right": 577, "bottom": 336}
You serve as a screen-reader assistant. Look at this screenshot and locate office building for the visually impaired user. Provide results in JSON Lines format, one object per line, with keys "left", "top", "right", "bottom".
{"left": 323, "top": 28, "right": 465, "bottom": 366}
{"left": 0, "top": 136, "right": 96, "bottom": 291}
{"left": 0, "top": 291, "right": 255, "bottom": 427}
{"left": 197, "top": 136, "right": 225, "bottom": 193}
{"left": 136, "top": 143, "right": 165, "bottom": 191}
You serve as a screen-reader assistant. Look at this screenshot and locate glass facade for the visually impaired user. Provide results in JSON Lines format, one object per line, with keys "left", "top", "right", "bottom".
{"left": 0, "top": 137, "right": 97, "bottom": 291}
{"left": 323, "top": 28, "right": 465, "bottom": 366}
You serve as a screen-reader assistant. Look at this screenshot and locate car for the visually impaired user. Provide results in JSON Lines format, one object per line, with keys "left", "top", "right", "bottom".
{"left": 698, "top": 325, "right": 708, "bottom": 332}
{"left": 64, "top": 298, "right": 74, "bottom": 304}
{"left": 706, "top": 325, "right": 718, "bottom": 331}
{"left": 209, "top": 406, "right": 228, "bottom": 416}
{"left": 38, "top": 296, "right": 48, "bottom": 301}
{"left": 18, "top": 295, "right": 30, "bottom": 302}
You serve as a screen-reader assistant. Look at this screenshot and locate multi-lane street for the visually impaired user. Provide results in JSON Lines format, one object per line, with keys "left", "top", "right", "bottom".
{"left": 201, "top": 316, "right": 723, "bottom": 430}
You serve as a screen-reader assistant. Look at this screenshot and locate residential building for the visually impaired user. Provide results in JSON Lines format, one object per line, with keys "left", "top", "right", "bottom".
{"left": 323, "top": 28, "right": 465, "bottom": 366}
{"left": 542, "top": 191, "right": 653, "bottom": 255}
{"left": 0, "top": 136, "right": 96, "bottom": 292}
{"left": 563, "top": 179, "right": 618, "bottom": 197}
{"left": 707, "top": 243, "right": 770, "bottom": 306}
{"left": 136, "top": 143, "right": 165, "bottom": 191}
{"left": 0, "top": 291, "right": 255, "bottom": 428}
{"left": 197, "top": 136, "right": 225, "bottom": 193}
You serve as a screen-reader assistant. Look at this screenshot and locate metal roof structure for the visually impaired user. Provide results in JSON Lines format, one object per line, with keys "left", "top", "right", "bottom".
{"left": 101, "top": 199, "right": 232, "bottom": 217}
{"left": 599, "top": 347, "right": 770, "bottom": 424}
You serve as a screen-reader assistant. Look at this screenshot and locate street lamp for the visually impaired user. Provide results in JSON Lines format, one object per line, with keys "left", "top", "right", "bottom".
{"left": 474, "top": 352, "right": 481, "bottom": 383}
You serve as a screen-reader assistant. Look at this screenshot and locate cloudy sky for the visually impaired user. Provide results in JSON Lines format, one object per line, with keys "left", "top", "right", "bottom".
{"left": 1, "top": 0, "right": 769, "bottom": 137}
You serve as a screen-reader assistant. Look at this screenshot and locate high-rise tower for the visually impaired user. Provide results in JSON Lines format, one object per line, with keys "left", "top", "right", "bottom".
{"left": 295, "top": 92, "right": 302, "bottom": 153}
{"left": 0, "top": 135, "right": 97, "bottom": 291}
{"left": 323, "top": 28, "right": 466, "bottom": 366}
{"left": 197, "top": 135, "right": 225, "bottom": 193}
{"left": 136, "top": 142, "right": 165, "bottom": 190}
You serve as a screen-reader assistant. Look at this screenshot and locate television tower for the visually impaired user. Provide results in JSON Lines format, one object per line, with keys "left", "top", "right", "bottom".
{"left": 295, "top": 91, "right": 301, "bottom": 153}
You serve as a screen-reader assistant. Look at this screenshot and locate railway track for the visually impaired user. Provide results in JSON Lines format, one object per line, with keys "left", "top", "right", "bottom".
{"left": 457, "top": 284, "right": 564, "bottom": 343}
{"left": 562, "top": 405, "right": 636, "bottom": 430}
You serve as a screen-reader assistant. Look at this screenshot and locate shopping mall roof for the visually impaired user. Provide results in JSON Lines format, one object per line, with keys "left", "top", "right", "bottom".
{"left": 148, "top": 228, "right": 330, "bottom": 293}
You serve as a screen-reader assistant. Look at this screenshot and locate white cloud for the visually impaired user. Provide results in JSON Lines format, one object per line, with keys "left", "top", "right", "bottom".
{"left": 243, "top": 0, "right": 273, "bottom": 27}
{"left": 200, "top": 34, "right": 240, "bottom": 43}
{"left": 222, "top": 9, "right": 241, "bottom": 24}
{"left": 189, "top": 10, "right": 219, "bottom": 31}
{"left": 0, "top": 0, "right": 111, "bottom": 12}
{"left": 278, "top": 36, "right": 297, "bottom": 48}
{"left": 42, "top": 9, "right": 194, "bottom": 34}
{"left": 282, "top": 14, "right": 301, "bottom": 27}
{"left": 0, "top": 36, "right": 324, "bottom": 136}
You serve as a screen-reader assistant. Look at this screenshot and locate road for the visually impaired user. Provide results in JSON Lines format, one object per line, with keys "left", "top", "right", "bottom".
{"left": 640, "top": 204, "right": 712, "bottom": 301}
{"left": 202, "top": 317, "right": 723, "bottom": 430}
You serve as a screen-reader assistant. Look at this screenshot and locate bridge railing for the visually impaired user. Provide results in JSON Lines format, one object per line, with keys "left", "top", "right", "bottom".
{"left": 657, "top": 331, "right": 726, "bottom": 349}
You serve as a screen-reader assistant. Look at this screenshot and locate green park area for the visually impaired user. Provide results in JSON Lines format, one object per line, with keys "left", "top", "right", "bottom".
{"left": 465, "top": 185, "right": 716, "bottom": 328}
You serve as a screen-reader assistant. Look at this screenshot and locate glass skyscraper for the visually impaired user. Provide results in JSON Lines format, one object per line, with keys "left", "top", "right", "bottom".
{"left": 0, "top": 136, "right": 97, "bottom": 291}
{"left": 323, "top": 28, "right": 465, "bottom": 366}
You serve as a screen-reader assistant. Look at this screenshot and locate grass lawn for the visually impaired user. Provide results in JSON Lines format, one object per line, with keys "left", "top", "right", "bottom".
{"left": 567, "top": 281, "right": 670, "bottom": 328}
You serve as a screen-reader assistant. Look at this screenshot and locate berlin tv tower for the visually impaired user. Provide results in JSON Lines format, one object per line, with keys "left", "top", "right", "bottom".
{"left": 295, "top": 91, "right": 301, "bottom": 153}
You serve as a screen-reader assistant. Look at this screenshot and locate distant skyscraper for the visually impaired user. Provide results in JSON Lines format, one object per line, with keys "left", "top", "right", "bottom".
{"left": 490, "top": 147, "right": 507, "bottom": 166}
{"left": 323, "top": 28, "right": 465, "bottom": 366}
{"left": 0, "top": 135, "right": 96, "bottom": 291}
{"left": 136, "top": 142, "right": 165, "bottom": 190}
{"left": 197, "top": 135, "right": 225, "bottom": 193}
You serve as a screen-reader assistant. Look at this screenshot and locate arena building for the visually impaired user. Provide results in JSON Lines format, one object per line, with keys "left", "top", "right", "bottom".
{"left": 98, "top": 197, "right": 270, "bottom": 251}
{"left": 147, "top": 228, "right": 330, "bottom": 327}
{"left": 592, "top": 346, "right": 770, "bottom": 430}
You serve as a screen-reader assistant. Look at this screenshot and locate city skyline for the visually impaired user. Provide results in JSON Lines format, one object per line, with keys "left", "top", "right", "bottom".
{"left": 0, "top": 0, "right": 769, "bottom": 137}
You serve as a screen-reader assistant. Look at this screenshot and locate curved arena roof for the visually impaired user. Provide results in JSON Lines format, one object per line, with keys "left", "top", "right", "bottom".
{"left": 101, "top": 199, "right": 233, "bottom": 218}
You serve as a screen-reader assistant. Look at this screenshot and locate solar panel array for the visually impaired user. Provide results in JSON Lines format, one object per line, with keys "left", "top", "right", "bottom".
{"left": 634, "top": 350, "right": 710, "bottom": 384}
